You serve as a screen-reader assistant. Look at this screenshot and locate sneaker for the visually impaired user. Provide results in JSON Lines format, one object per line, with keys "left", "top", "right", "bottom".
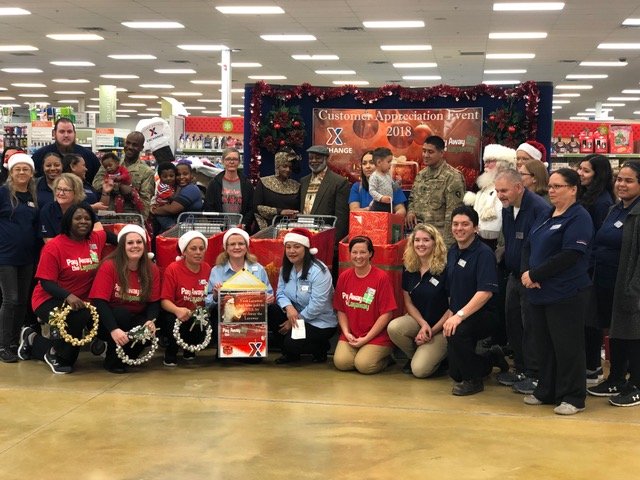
{"left": 496, "top": 371, "right": 526, "bottom": 386}
{"left": 0, "top": 346, "right": 18, "bottom": 363}
{"left": 163, "top": 354, "right": 178, "bottom": 367}
{"left": 90, "top": 338, "right": 106, "bottom": 356}
{"left": 587, "top": 378, "right": 627, "bottom": 397}
{"left": 183, "top": 351, "right": 196, "bottom": 361}
{"left": 452, "top": 378, "right": 484, "bottom": 396}
{"left": 512, "top": 377, "right": 538, "bottom": 394}
{"left": 17, "top": 326, "right": 35, "bottom": 360}
{"left": 554, "top": 402, "right": 585, "bottom": 415}
{"left": 402, "top": 359, "right": 412, "bottom": 374}
{"left": 488, "top": 345, "right": 510, "bottom": 373}
{"left": 274, "top": 354, "right": 300, "bottom": 365}
{"left": 586, "top": 367, "right": 604, "bottom": 385}
{"left": 523, "top": 394, "right": 544, "bottom": 405}
{"left": 44, "top": 352, "right": 72, "bottom": 374}
{"left": 609, "top": 385, "right": 640, "bottom": 407}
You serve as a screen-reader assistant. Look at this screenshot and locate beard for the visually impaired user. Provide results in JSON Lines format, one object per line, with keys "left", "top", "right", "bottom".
{"left": 476, "top": 169, "right": 497, "bottom": 190}
{"left": 309, "top": 159, "right": 327, "bottom": 174}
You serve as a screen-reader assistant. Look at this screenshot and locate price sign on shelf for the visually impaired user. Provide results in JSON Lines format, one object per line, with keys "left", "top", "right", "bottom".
{"left": 30, "top": 121, "right": 53, "bottom": 143}
{"left": 95, "top": 127, "right": 115, "bottom": 147}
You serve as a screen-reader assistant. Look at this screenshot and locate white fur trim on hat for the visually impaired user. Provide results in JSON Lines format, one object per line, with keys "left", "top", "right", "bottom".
{"left": 223, "top": 227, "right": 249, "bottom": 248}
{"left": 483, "top": 144, "right": 517, "bottom": 165}
{"left": 117, "top": 224, "right": 147, "bottom": 244}
{"left": 463, "top": 191, "right": 477, "bottom": 207}
{"left": 5, "top": 153, "right": 34, "bottom": 172}
{"left": 283, "top": 231, "right": 318, "bottom": 255}
{"left": 516, "top": 143, "right": 542, "bottom": 161}
{"left": 178, "top": 230, "right": 208, "bottom": 254}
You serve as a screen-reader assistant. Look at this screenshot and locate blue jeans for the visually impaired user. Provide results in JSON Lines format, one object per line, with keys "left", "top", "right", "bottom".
{"left": 0, "top": 264, "right": 33, "bottom": 348}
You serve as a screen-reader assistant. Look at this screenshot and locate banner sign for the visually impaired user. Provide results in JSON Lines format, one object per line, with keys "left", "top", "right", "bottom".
{"left": 99, "top": 85, "right": 117, "bottom": 124}
{"left": 218, "top": 290, "right": 267, "bottom": 358}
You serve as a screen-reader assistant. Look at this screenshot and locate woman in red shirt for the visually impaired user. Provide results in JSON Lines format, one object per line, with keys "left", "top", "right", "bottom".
{"left": 333, "top": 236, "right": 397, "bottom": 374}
{"left": 89, "top": 224, "right": 160, "bottom": 373}
{"left": 160, "top": 231, "right": 212, "bottom": 367}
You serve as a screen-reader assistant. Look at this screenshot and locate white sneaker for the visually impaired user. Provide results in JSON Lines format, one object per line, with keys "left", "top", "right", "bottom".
{"left": 523, "top": 394, "right": 543, "bottom": 405}
{"left": 554, "top": 402, "right": 585, "bottom": 415}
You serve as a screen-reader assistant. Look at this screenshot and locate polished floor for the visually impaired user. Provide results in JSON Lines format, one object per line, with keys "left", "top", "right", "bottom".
{"left": 1, "top": 349, "right": 639, "bottom": 480}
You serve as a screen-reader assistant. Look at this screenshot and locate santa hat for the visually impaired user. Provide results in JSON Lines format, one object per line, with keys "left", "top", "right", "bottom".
{"left": 118, "top": 224, "right": 147, "bottom": 243}
{"left": 176, "top": 230, "right": 208, "bottom": 261}
{"left": 223, "top": 227, "right": 250, "bottom": 248}
{"left": 483, "top": 144, "right": 517, "bottom": 165}
{"left": 4, "top": 152, "right": 34, "bottom": 171}
{"left": 517, "top": 140, "right": 547, "bottom": 166}
{"left": 283, "top": 228, "right": 318, "bottom": 255}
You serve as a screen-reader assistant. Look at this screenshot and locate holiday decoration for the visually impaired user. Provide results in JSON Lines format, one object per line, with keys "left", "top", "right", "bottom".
{"left": 48, "top": 302, "right": 99, "bottom": 347}
{"left": 258, "top": 104, "right": 306, "bottom": 154}
{"left": 483, "top": 98, "right": 529, "bottom": 148}
{"left": 115, "top": 323, "right": 158, "bottom": 365}
{"left": 172, "top": 307, "right": 212, "bottom": 353}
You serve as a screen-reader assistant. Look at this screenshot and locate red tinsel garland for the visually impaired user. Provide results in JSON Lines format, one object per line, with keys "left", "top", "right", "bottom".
{"left": 249, "top": 81, "right": 540, "bottom": 184}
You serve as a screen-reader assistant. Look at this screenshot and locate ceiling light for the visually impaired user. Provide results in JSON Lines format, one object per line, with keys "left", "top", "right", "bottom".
{"left": 633, "top": 111, "right": 640, "bottom": 115}
{"left": 489, "top": 32, "right": 547, "bottom": 39}
{"left": 0, "top": 45, "right": 37, "bottom": 52}
{"left": 333, "top": 80, "right": 370, "bottom": 85}
{"left": 1, "top": 68, "right": 42, "bottom": 73}
{"left": 170, "top": 92, "right": 203, "bottom": 96}
{"left": 0, "top": 88, "right": 6, "bottom": 91}
{"left": 215, "top": 6, "right": 284, "bottom": 14}
{"left": 11, "top": 83, "right": 46, "bottom": 88}
{"left": 146, "top": 108, "right": 161, "bottom": 111}
{"left": 19, "top": 93, "right": 48, "bottom": 98}
{"left": 0, "top": 96, "right": 16, "bottom": 100}
{"left": 52, "top": 78, "right": 90, "bottom": 83}
{"left": 607, "top": 96, "right": 640, "bottom": 101}
{"left": 116, "top": 114, "right": 130, "bottom": 118}
{"left": 363, "top": 20, "right": 424, "bottom": 28}
{"left": 622, "top": 90, "right": 640, "bottom": 94}
{"left": 191, "top": 80, "right": 222, "bottom": 85}
{"left": 569, "top": 116, "right": 587, "bottom": 120}
{"left": 393, "top": 63, "right": 437, "bottom": 68}
{"left": 109, "top": 54, "right": 157, "bottom": 60}
{"left": 401, "top": 75, "right": 442, "bottom": 81}
{"left": 230, "top": 104, "right": 243, "bottom": 108}
{"left": 92, "top": 87, "right": 127, "bottom": 92}
{"left": 556, "top": 84, "right": 592, "bottom": 89}
{"left": 229, "top": 63, "right": 262, "bottom": 68}
{"left": 493, "top": 2, "right": 565, "bottom": 11}
{"left": 116, "top": 109, "right": 138, "bottom": 113}
{"left": 197, "top": 99, "right": 222, "bottom": 103}
{"left": 139, "top": 84, "right": 174, "bottom": 89}
{"left": 47, "top": 34, "right": 103, "bottom": 41}
{"left": 623, "top": 18, "right": 640, "bottom": 26}
{"left": 202, "top": 110, "right": 222, "bottom": 114}
{"left": 178, "top": 44, "right": 228, "bottom": 51}
{"left": 56, "top": 99, "right": 79, "bottom": 104}
{"left": 315, "top": 70, "right": 356, "bottom": 75}
{"left": 482, "top": 80, "right": 520, "bottom": 85}
{"left": 101, "top": 74, "right": 139, "bottom": 79}
{"left": 552, "top": 106, "right": 562, "bottom": 109}
{"left": 185, "top": 106, "right": 206, "bottom": 110}
{"left": 0, "top": 8, "right": 30, "bottom": 15}
{"left": 129, "top": 94, "right": 158, "bottom": 99}
{"left": 260, "top": 34, "right": 316, "bottom": 41}
{"left": 292, "top": 54, "right": 338, "bottom": 61}
{"left": 566, "top": 74, "right": 608, "bottom": 79}
{"left": 575, "top": 112, "right": 594, "bottom": 116}
{"left": 154, "top": 68, "right": 197, "bottom": 74}
{"left": 137, "top": 113, "right": 157, "bottom": 117}
{"left": 118, "top": 104, "right": 147, "bottom": 108}
{"left": 54, "top": 91, "right": 85, "bottom": 95}
{"left": 89, "top": 98, "right": 99, "bottom": 101}
{"left": 553, "top": 93, "right": 580, "bottom": 97}
{"left": 87, "top": 105, "right": 99, "bottom": 108}
{"left": 380, "top": 45, "right": 431, "bottom": 51}
{"left": 552, "top": 100, "right": 571, "bottom": 104}
{"left": 248, "top": 75, "right": 287, "bottom": 80}
{"left": 585, "top": 108, "right": 612, "bottom": 112}
{"left": 486, "top": 53, "right": 535, "bottom": 59}
{"left": 484, "top": 69, "right": 527, "bottom": 74}
{"left": 599, "top": 43, "right": 640, "bottom": 49}
{"left": 579, "top": 61, "right": 627, "bottom": 67}
{"left": 122, "top": 21, "right": 184, "bottom": 29}
{"left": 50, "top": 61, "right": 95, "bottom": 67}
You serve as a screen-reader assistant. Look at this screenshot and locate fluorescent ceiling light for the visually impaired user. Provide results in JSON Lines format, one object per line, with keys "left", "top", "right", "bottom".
{"left": 0, "top": 8, "right": 30, "bottom": 15}
{"left": 170, "top": 92, "right": 203, "bottom": 96}
{"left": 231, "top": 89, "right": 244, "bottom": 93}
{"left": 552, "top": 106, "right": 562, "bottom": 109}
{"left": 50, "top": 61, "right": 95, "bottom": 67}
{"left": 19, "top": 93, "right": 48, "bottom": 98}
{"left": 47, "top": 34, "right": 103, "bottom": 41}
{"left": 116, "top": 109, "right": 138, "bottom": 113}
{"left": 140, "top": 84, "right": 174, "bottom": 89}
{"left": 585, "top": 108, "right": 612, "bottom": 112}
{"left": 101, "top": 74, "right": 139, "bottom": 79}
{"left": 260, "top": 34, "right": 316, "bottom": 41}
{"left": 0, "top": 96, "right": 16, "bottom": 100}
{"left": 56, "top": 99, "right": 79, "bottom": 104}
{"left": 552, "top": 100, "right": 571, "bottom": 104}
{"left": 154, "top": 68, "right": 197, "bottom": 74}
{"left": 138, "top": 113, "right": 157, "bottom": 117}
{"left": 482, "top": 80, "right": 520, "bottom": 85}
{"left": 11, "top": 83, "right": 46, "bottom": 88}
{"left": 122, "top": 21, "right": 184, "bottom": 29}
{"left": 393, "top": 63, "right": 437, "bottom": 68}
{"left": 555, "top": 84, "right": 592, "bottom": 89}
{"left": 575, "top": 112, "right": 593, "bottom": 116}
{"left": 191, "top": 80, "right": 222, "bottom": 85}
{"left": 0, "top": 45, "right": 37, "bottom": 52}
{"left": 230, "top": 104, "right": 243, "bottom": 108}
{"left": 92, "top": 87, "right": 127, "bottom": 92}
{"left": 129, "top": 95, "right": 158, "bottom": 99}
{"left": 315, "top": 70, "right": 356, "bottom": 75}
{"left": 566, "top": 74, "right": 608, "bottom": 79}
{"left": 52, "top": 78, "right": 90, "bottom": 83}
{"left": 1, "top": 68, "right": 42, "bottom": 73}
{"left": 333, "top": 80, "right": 369, "bottom": 85}
{"left": 87, "top": 105, "right": 99, "bottom": 108}
{"left": 623, "top": 18, "right": 640, "bottom": 26}
{"left": 486, "top": 53, "right": 535, "bottom": 59}
{"left": 363, "top": 20, "right": 424, "bottom": 28}
{"left": 598, "top": 43, "right": 640, "bottom": 49}
{"left": 0, "top": 88, "right": 7, "bottom": 91}
{"left": 215, "top": 6, "right": 284, "bottom": 14}
{"left": 484, "top": 69, "right": 527, "bottom": 74}
{"left": 633, "top": 111, "right": 640, "bottom": 115}
{"left": 380, "top": 45, "right": 431, "bottom": 51}
{"left": 248, "top": 75, "right": 287, "bottom": 80}
{"left": 178, "top": 44, "right": 228, "bottom": 51}
{"left": 89, "top": 98, "right": 99, "bottom": 101}
{"left": 185, "top": 106, "right": 206, "bottom": 110}
{"left": 197, "top": 99, "right": 222, "bottom": 103}
{"left": 54, "top": 91, "right": 85, "bottom": 95}
{"left": 402, "top": 75, "right": 442, "bottom": 80}
{"left": 146, "top": 108, "right": 162, "bottom": 111}
{"left": 116, "top": 115, "right": 130, "bottom": 118}
{"left": 607, "top": 96, "right": 640, "bottom": 101}
{"left": 292, "top": 54, "right": 338, "bottom": 60}
{"left": 622, "top": 90, "right": 640, "bottom": 94}
{"left": 229, "top": 63, "right": 262, "bottom": 68}
{"left": 109, "top": 54, "right": 157, "bottom": 60}
{"left": 580, "top": 61, "right": 627, "bottom": 67}
{"left": 202, "top": 110, "right": 222, "bottom": 114}
{"left": 569, "top": 116, "right": 588, "bottom": 120}
{"left": 489, "top": 32, "right": 547, "bottom": 39}
{"left": 493, "top": 2, "right": 565, "bottom": 11}
{"left": 553, "top": 93, "right": 580, "bottom": 97}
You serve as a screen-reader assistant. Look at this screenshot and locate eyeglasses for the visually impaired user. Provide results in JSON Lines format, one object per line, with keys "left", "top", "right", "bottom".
{"left": 12, "top": 167, "right": 32, "bottom": 173}
{"left": 547, "top": 184, "right": 570, "bottom": 190}
{"left": 519, "top": 172, "right": 534, "bottom": 177}
{"left": 55, "top": 187, "right": 74, "bottom": 194}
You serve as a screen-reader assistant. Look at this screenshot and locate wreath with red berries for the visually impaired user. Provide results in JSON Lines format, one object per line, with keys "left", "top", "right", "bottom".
{"left": 258, "top": 105, "right": 306, "bottom": 153}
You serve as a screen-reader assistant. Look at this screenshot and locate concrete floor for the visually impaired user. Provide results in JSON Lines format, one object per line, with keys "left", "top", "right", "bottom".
{"left": 1, "top": 350, "right": 639, "bottom": 480}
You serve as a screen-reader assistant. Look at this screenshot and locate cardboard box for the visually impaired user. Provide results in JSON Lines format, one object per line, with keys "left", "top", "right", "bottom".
{"left": 349, "top": 211, "right": 404, "bottom": 245}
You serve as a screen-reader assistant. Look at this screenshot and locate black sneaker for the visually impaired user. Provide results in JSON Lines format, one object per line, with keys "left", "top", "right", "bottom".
{"left": 587, "top": 378, "right": 627, "bottom": 397}
{"left": 586, "top": 366, "right": 604, "bottom": 385}
{"left": 496, "top": 371, "right": 526, "bottom": 386}
{"left": 609, "top": 385, "right": 640, "bottom": 407}
{"left": 18, "top": 326, "right": 35, "bottom": 360}
{"left": 488, "top": 345, "right": 510, "bottom": 373}
{"left": 401, "top": 360, "right": 412, "bottom": 374}
{"left": 44, "top": 352, "right": 72, "bottom": 374}
{"left": 163, "top": 354, "right": 178, "bottom": 367}
{"left": 90, "top": 338, "right": 106, "bottom": 356}
{"left": 0, "top": 346, "right": 18, "bottom": 363}
{"left": 452, "top": 378, "right": 484, "bottom": 396}
{"left": 512, "top": 377, "right": 538, "bottom": 394}
{"left": 183, "top": 351, "right": 196, "bottom": 361}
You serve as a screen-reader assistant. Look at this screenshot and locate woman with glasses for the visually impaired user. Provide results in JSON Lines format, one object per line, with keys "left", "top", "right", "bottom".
{"left": 521, "top": 168, "right": 593, "bottom": 415}
{"left": 204, "top": 148, "right": 255, "bottom": 232}
{"left": 518, "top": 159, "right": 549, "bottom": 201}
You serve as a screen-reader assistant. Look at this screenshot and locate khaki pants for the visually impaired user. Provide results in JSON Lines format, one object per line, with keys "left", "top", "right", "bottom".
{"left": 387, "top": 314, "right": 447, "bottom": 378}
{"left": 333, "top": 341, "right": 393, "bottom": 375}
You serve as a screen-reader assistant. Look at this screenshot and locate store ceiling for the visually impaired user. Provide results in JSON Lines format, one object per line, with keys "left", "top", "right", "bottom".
{"left": 1, "top": 0, "right": 640, "bottom": 123}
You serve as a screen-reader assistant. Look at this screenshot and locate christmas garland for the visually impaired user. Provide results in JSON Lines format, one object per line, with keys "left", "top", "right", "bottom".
{"left": 115, "top": 323, "right": 158, "bottom": 366}
{"left": 172, "top": 307, "right": 212, "bottom": 353}
{"left": 48, "top": 302, "right": 99, "bottom": 347}
{"left": 249, "top": 81, "right": 540, "bottom": 183}
{"left": 258, "top": 104, "right": 305, "bottom": 153}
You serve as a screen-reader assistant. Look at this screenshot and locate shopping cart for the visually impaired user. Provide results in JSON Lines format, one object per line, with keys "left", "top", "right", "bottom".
{"left": 251, "top": 215, "right": 337, "bottom": 290}
{"left": 155, "top": 212, "right": 243, "bottom": 269}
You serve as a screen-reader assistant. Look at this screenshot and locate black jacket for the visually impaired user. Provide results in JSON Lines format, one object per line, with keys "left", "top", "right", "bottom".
{"left": 203, "top": 171, "right": 255, "bottom": 232}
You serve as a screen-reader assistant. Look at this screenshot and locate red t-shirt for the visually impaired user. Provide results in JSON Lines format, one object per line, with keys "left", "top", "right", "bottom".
{"left": 333, "top": 266, "right": 397, "bottom": 347}
{"left": 160, "top": 259, "right": 212, "bottom": 310}
{"left": 89, "top": 259, "right": 161, "bottom": 314}
{"left": 32, "top": 230, "right": 107, "bottom": 311}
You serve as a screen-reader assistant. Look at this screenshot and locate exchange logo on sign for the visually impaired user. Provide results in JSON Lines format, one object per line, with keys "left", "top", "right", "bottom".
{"left": 326, "top": 127, "right": 344, "bottom": 145}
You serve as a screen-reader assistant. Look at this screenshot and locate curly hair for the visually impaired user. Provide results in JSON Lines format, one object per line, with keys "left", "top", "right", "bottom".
{"left": 403, "top": 223, "right": 447, "bottom": 275}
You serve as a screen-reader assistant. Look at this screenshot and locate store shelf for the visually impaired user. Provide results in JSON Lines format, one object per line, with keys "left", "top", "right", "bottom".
{"left": 176, "top": 149, "right": 243, "bottom": 154}
{"left": 97, "top": 146, "right": 124, "bottom": 150}
{"left": 552, "top": 153, "right": 640, "bottom": 158}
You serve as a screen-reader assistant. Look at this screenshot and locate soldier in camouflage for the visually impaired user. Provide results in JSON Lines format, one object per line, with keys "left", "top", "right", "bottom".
{"left": 406, "top": 136, "right": 465, "bottom": 246}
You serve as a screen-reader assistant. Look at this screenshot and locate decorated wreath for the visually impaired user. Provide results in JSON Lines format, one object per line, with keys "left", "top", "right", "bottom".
{"left": 258, "top": 104, "right": 305, "bottom": 153}
{"left": 115, "top": 323, "right": 158, "bottom": 366}
{"left": 173, "top": 307, "right": 212, "bottom": 353}
{"left": 48, "top": 302, "right": 99, "bottom": 347}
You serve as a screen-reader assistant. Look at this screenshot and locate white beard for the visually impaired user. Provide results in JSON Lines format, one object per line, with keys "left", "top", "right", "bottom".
{"left": 476, "top": 170, "right": 497, "bottom": 190}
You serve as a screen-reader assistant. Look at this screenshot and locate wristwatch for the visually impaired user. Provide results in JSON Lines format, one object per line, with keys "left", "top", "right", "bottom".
{"left": 456, "top": 309, "right": 466, "bottom": 319}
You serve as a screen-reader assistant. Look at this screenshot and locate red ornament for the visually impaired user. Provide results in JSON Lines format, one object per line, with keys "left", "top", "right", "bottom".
{"left": 279, "top": 139, "right": 286, "bottom": 146}
{"left": 508, "top": 125, "right": 516, "bottom": 133}
{"left": 489, "top": 115, "right": 496, "bottom": 121}
{"left": 273, "top": 123, "right": 281, "bottom": 130}
{"left": 293, "top": 120, "right": 300, "bottom": 127}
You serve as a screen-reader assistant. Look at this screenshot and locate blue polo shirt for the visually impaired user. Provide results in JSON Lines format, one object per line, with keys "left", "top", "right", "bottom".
{"left": 402, "top": 268, "right": 449, "bottom": 326}
{"left": 32, "top": 143, "right": 101, "bottom": 184}
{"left": 0, "top": 186, "right": 38, "bottom": 265}
{"left": 502, "top": 189, "right": 552, "bottom": 275}
{"left": 527, "top": 202, "right": 593, "bottom": 305}
{"left": 36, "top": 176, "right": 54, "bottom": 207}
{"left": 39, "top": 201, "right": 97, "bottom": 240}
{"left": 349, "top": 182, "right": 407, "bottom": 208}
{"left": 446, "top": 236, "right": 499, "bottom": 312}
{"left": 592, "top": 197, "right": 640, "bottom": 288}
{"left": 583, "top": 190, "right": 615, "bottom": 231}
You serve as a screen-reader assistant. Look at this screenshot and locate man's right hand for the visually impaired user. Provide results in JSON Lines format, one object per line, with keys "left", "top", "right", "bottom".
{"left": 405, "top": 211, "right": 418, "bottom": 228}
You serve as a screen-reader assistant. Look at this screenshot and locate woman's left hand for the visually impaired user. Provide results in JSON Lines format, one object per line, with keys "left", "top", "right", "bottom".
{"left": 415, "top": 324, "right": 432, "bottom": 345}
{"left": 348, "top": 336, "right": 367, "bottom": 348}
{"left": 266, "top": 294, "right": 275, "bottom": 305}
{"left": 144, "top": 320, "right": 157, "bottom": 334}
{"left": 174, "top": 307, "right": 192, "bottom": 322}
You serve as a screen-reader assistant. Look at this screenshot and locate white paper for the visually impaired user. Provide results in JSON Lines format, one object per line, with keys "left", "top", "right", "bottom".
{"left": 291, "top": 319, "right": 307, "bottom": 339}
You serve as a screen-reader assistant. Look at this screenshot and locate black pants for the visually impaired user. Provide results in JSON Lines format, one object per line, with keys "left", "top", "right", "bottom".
{"left": 33, "top": 299, "right": 93, "bottom": 367}
{"left": 585, "top": 284, "right": 614, "bottom": 371}
{"left": 0, "top": 263, "right": 33, "bottom": 348}
{"left": 505, "top": 274, "right": 538, "bottom": 375}
{"left": 159, "top": 309, "right": 208, "bottom": 356}
{"left": 98, "top": 307, "right": 147, "bottom": 368}
{"left": 268, "top": 305, "right": 336, "bottom": 358}
{"left": 529, "top": 290, "right": 587, "bottom": 408}
{"left": 609, "top": 338, "right": 640, "bottom": 386}
{"left": 447, "top": 308, "right": 497, "bottom": 382}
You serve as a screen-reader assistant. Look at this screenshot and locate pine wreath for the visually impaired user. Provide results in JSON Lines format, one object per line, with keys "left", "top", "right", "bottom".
{"left": 259, "top": 104, "right": 305, "bottom": 153}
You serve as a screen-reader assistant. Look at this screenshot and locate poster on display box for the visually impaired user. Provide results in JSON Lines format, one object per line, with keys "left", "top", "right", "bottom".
{"left": 218, "top": 290, "right": 267, "bottom": 358}
{"left": 312, "top": 108, "right": 483, "bottom": 189}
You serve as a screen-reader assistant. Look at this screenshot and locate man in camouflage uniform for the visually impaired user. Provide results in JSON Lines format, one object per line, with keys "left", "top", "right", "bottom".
{"left": 406, "top": 135, "right": 465, "bottom": 246}
{"left": 92, "top": 131, "right": 155, "bottom": 218}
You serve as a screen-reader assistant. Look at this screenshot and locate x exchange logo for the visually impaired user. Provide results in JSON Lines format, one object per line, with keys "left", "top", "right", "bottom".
{"left": 326, "top": 127, "right": 344, "bottom": 145}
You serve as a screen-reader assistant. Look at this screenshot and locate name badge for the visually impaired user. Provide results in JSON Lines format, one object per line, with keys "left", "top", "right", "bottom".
{"left": 515, "top": 232, "right": 524, "bottom": 240}
{"left": 614, "top": 220, "right": 623, "bottom": 229}
{"left": 27, "top": 201, "right": 35, "bottom": 208}
{"left": 299, "top": 280, "right": 311, "bottom": 293}
{"left": 429, "top": 277, "right": 440, "bottom": 286}
{"left": 457, "top": 259, "right": 467, "bottom": 268}
{"left": 550, "top": 224, "right": 562, "bottom": 230}
{"left": 250, "top": 265, "right": 259, "bottom": 272}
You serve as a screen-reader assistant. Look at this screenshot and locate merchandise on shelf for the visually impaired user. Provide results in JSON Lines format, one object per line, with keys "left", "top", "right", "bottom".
{"left": 609, "top": 125, "right": 634, "bottom": 154}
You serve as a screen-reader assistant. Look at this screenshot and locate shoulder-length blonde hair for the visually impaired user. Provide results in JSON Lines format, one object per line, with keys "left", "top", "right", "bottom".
{"left": 215, "top": 235, "right": 258, "bottom": 266}
{"left": 403, "top": 223, "right": 447, "bottom": 275}
{"left": 54, "top": 172, "right": 86, "bottom": 204}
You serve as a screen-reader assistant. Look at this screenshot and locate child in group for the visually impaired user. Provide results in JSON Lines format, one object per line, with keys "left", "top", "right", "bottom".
{"left": 100, "top": 152, "right": 145, "bottom": 214}
{"left": 152, "top": 162, "right": 178, "bottom": 233}
{"left": 368, "top": 147, "right": 400, "bottom": 212}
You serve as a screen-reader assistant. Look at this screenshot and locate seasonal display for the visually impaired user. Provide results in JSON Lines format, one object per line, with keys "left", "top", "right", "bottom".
{"left": 48, "top": 302, "right": 100, "bottom": 347}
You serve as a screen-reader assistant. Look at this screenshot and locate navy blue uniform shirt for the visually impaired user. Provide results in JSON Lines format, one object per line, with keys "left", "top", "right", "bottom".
{"left": 402, "top": 268, "right": 449, "bottom": 326}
